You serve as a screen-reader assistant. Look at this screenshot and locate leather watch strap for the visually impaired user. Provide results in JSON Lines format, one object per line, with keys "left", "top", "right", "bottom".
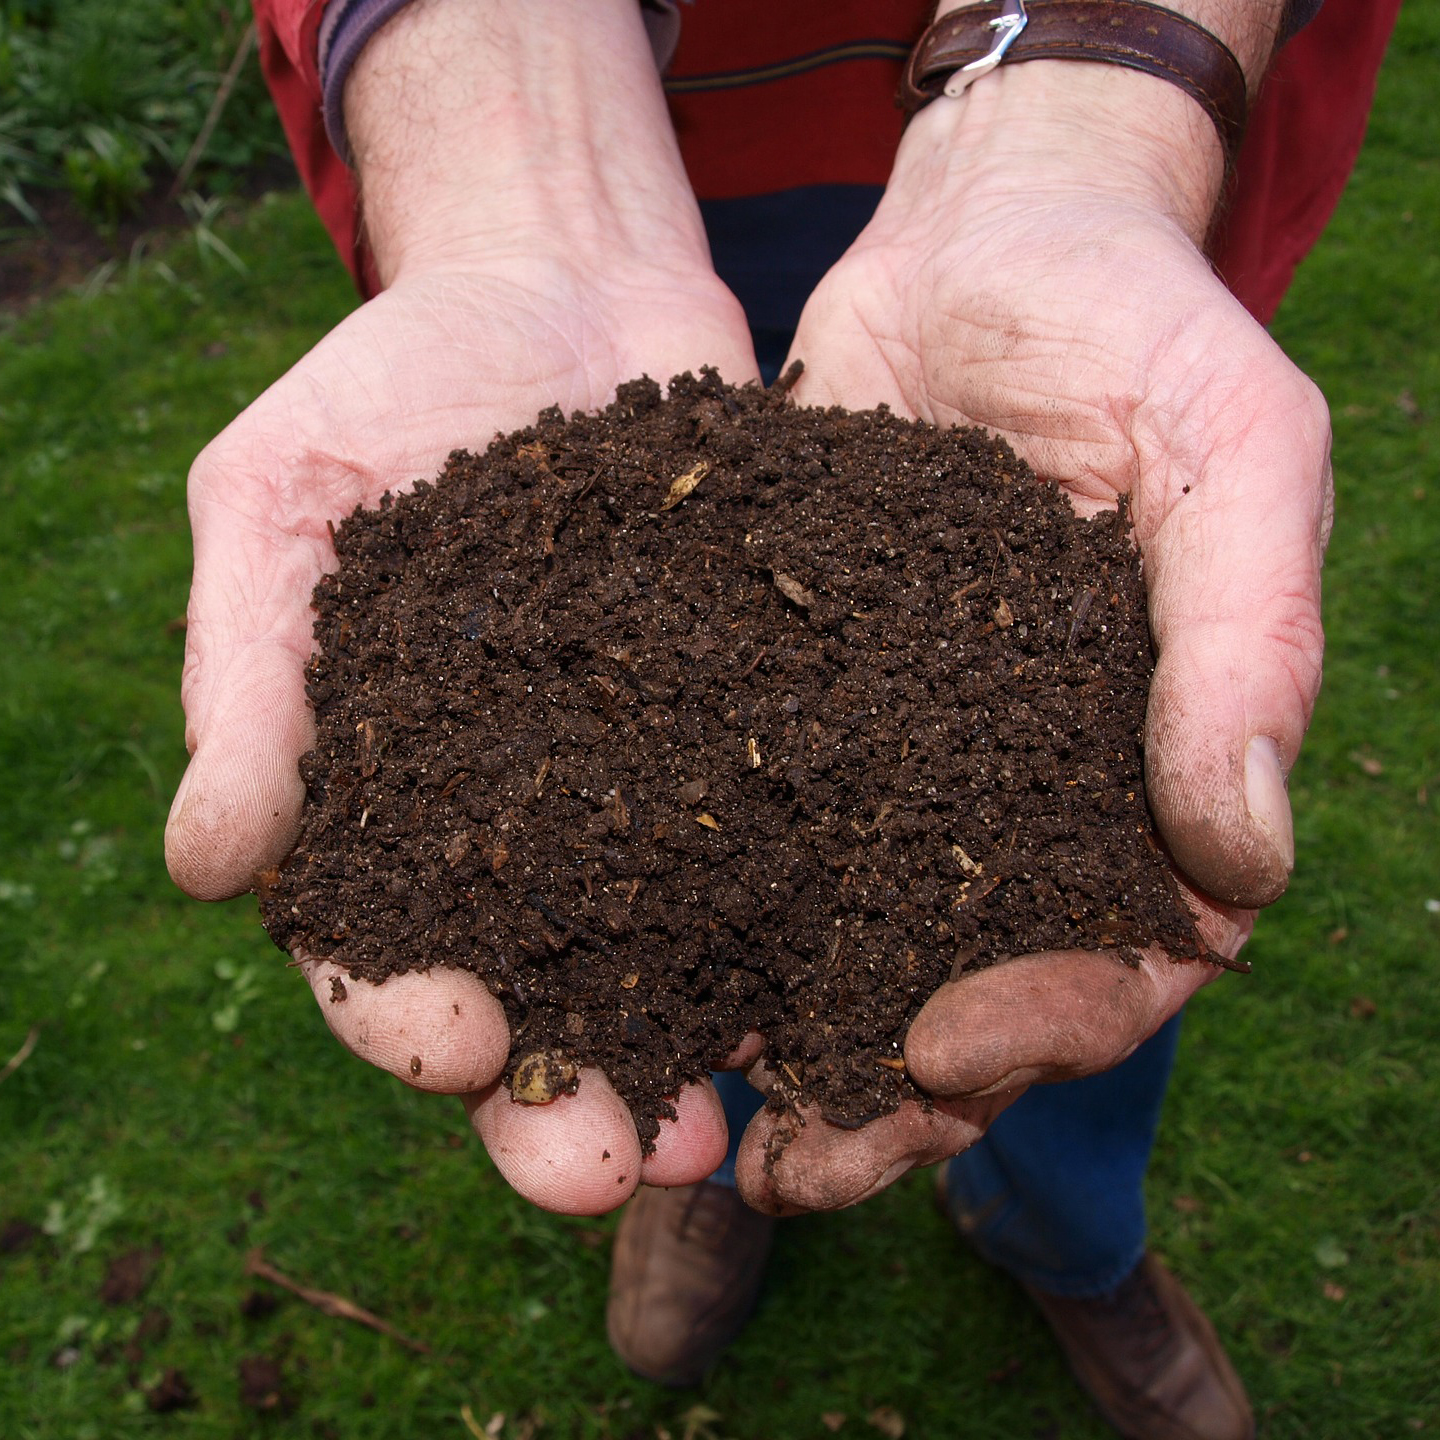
{"left": 900, "top": 0, "right": 1248, "bottom": 170}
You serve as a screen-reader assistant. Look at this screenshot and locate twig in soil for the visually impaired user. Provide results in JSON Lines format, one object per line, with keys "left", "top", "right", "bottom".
{"left": 769, "top": 359, "right": 805, "bottom": 401}
{"left": 538, "top": 463, "right": 604, "bottom": 551}
{"left": 739, "top": 644, "right": 769, "bottom": 679}
{"left": 524, "top": 890, "right": 610, "bottom": 953}
{"left": 701, "top": 367, "right": 741, "bottom": 416}
{"left": 244, "top": 1248, "right": 430, "bottom": 1353}
{"left": 1207, "top": 951, "right": 1254, "bottom": 974}
{"left": 0, "top": 1025, "right": 38, "bottom": 1086}
{"left": 987, "top": 531, "right": 1006, "bottom": 591}
{"left": 1061, "top": 584, "right": 1098, "bottom": 665}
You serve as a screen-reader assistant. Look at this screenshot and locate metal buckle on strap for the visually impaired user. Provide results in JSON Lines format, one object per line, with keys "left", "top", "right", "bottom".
{"left": 944, "top": 0, "right": 1029, "bottom": 96}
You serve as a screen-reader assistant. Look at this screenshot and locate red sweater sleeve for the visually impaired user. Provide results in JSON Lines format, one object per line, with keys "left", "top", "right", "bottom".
{"left": 253, "top": 0, "right": 369, "bottom": 289}
{"left": 253, "top": 0, "right": 1399, "bottom": 324}
{"left": 1212, "top": 0, "right": 1402, "bottom": 323}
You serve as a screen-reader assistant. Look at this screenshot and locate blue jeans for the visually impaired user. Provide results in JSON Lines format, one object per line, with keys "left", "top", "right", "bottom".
{"left": 709, "top": 1015, "right": 1182, "bottom": 1299}
{"left": 697, "top": 185, "right": 1182, "bottom": 1300}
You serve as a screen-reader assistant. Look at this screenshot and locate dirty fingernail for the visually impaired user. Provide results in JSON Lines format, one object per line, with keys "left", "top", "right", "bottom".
{"left": 957, "top": 1065, "right": 1042, "bottom": 1100}
{"left": 1244, "top": 735, "right": 1294, "bottom": 873}
{"left": 852, "top": 1157, "right": 918, "bottom": 1207}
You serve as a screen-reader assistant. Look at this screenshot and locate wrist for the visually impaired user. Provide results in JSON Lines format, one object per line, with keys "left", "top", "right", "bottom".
{"left": 344, "top": 0, "right": 712, "bottom": 287}
{"left": 897, "top": 60, "right": 1223, "bottom": 244}
{"left": 914, "top": 0, "right": 1289, "bottom": 240}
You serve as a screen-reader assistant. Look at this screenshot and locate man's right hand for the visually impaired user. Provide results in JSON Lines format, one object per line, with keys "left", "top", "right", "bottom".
{"left": 727, "top": 2, "right": 1328, "bottom": 1215}
{"left": 165, "top": 0, "right": 760, "bottom": 1215}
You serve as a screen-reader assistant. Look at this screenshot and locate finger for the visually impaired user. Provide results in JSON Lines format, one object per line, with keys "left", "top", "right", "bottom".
{"left": 165, "top": 436, "right": 338, "bottom": 900}
{"left": 639, "top": 1079, "right": 729, "bottom": 1188}
{"left": 1135, "top": 316, "right": 1332, "bottom": 907}
{"left": 734, "top": 1090, "right": 1016, "bottom": 1216}
{"left": 718, "top": 1031, "right": 764, "bottom": 1071}
{"left": 905, "top": 947, "right": 1221, "bottom": 1100}
{"left": 165, "top": 637, "right": 313, "bottom": 900}
{"left": 466, "top": 1068, "right": 643, "bottom": 1215}
{"left": 302, "top": 957, "right": 511, "bottom": 1093}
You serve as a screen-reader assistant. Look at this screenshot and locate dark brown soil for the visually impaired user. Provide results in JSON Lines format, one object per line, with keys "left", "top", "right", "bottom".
{"left": 261, "top": 369, "right": 1210, "bottom": 1147}
{"left": 238, "top": 1354, "right": 291, "bottom": 1412}
{"left": 145, "top": 1367, "right": 197, "bottom": 1413}
{"left": 240, "top": 1289, "right": 280, "bottom": 1321}
{"left": 0, "top": 155, "right": 297, "bottom": 313}
{"left": 123, "top": 1307, "right": 172, "bottom": 1369}
{"left": 0, "top": 1218, "right": 42, "bottom": 1254}
{"left": 99, "top": 1244, "right": 162, "bottom": 1305}
{"left": 0, "top": 188, "right": 185, "bottom": 312}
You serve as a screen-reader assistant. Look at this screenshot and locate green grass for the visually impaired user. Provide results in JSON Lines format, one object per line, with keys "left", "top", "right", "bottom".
{"left": 1, "top": 7, "right": 1438, "bottom": 1437}
{"left": 1, "top": 0, "right": 283, "bottom": 231}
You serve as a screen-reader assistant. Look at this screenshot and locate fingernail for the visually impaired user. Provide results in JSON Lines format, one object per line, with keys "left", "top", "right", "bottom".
{"left": 852, "top": 1158, "right": 918, "bottom": 1207}
{"left": 876, "top": 1157, "right": 916, "bottom": 1190}
{"left": 959, "top": 1066, "right": 1040, "bottom": 1100}
{"left": 1244, "top": 736, "right": 1294, "bottom": 874}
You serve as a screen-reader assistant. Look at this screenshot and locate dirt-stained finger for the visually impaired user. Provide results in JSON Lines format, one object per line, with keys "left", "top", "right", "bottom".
{"left": 165, "top": 642, "right": 313, "bottom": 902}
{"left": 301, "top": 957, "right": 511, "bottom": 1093}
{"left": 466, "top": 1068, "right": 643, "bottom": 1215}
{"left": 638, "top": 1079, "right": 729, "bottom": 1189}
{"left": 733, "top": 1089, "right": 1016, "bottom": 1215}
{"left": 904, "top": 948, "right": 1218, "bottom": 1099}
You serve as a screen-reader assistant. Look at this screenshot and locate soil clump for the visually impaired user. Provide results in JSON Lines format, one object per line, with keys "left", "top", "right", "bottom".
{"left": 260, "top": 369, "right": 1210, "bottom": 1147}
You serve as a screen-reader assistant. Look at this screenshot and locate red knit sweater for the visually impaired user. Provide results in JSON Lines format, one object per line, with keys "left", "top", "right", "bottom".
{"left": 252, "top": 0, "right": 1400, "bottom": 323}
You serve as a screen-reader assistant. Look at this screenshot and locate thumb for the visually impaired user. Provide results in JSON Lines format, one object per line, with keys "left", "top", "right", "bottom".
{"left": 165, "top": 637, "right": 313, "bottom": 900}
{"left": 164, "top": 449, "right": 329, "bottom": 901}
{"left": 1140, "top": 342, "right": 1331, "bottom": 908}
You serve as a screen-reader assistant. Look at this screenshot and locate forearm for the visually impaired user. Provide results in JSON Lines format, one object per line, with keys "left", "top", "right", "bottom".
{"left": 910, "top": 0, "right": 1292, "bottom": 243}
{"left": 345, "top": 0, "right": 710, "bottom": 286}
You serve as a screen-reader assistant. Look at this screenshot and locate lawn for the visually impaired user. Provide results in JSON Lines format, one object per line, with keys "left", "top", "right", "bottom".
{"left": 1, "top": 7, "right": 1436, "bottom": 1438}
{"left": 1, "top": 1, "right": 281, "bottom": 232}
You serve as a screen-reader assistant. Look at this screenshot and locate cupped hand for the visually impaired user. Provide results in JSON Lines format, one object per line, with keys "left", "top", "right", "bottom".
{"left": 735, "top": 86, "right": 1331, "bottom": 1213}
{"left": 165, "top": 252, "right": 758, "bottom": 1212}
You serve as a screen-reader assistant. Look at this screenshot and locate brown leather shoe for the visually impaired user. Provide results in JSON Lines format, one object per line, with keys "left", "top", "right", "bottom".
{"left": 934, "top": 1164, "right": 1253, "bottom": 1439}
{"left": 1024, "top": 1255, "right": 1255, "bottom": 1440}
{"left": 606, "top": 1182, "right": 775, "bottom": 1387}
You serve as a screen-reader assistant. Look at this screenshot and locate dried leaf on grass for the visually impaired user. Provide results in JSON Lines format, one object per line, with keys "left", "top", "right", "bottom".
{"left": 100, "top": 1244, "right": 162, "bottom": 1304}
